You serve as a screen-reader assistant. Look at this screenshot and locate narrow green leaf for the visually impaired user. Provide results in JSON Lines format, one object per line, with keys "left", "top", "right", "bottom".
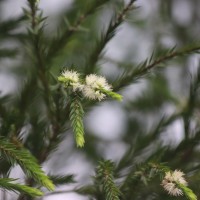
{"left": 0, "top": 178, "right": 43, "bottom": 197}
{"left": 49, "top": 174, "right": 76, "bottom": 185}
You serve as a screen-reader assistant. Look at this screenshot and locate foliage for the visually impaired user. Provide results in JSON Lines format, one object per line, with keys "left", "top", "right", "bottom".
{"left": 0, "top": 0, "right": 200, "bottom": 200}
{"left": 0, "top": 178, "right": 43, "bottom": 197}
{"left": 95, "top": 160, "right": 121, "bottom": 200}
{"left": 0, "top": 137, "right": 54, "bottom": 191}
{"left": 69, "top": 94, "right": 85, "bottom": 147}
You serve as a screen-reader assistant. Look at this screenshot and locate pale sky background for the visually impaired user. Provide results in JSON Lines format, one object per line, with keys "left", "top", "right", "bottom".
{"left": 0, "top": 0, "right": 195, "bottom": 199}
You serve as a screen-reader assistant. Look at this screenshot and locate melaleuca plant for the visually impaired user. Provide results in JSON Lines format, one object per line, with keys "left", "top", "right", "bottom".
{"left": 0, "top": 0, "right": 200, "bottom": 199}
{"left": 58, "top": 70, "right": 122, "bottom": 147}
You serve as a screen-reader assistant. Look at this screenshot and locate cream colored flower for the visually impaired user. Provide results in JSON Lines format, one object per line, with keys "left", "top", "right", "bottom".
{"left": 83, "top": 87, "right": 106, "bottom": 101}
{"left": 58, "top": 70, "right": 83, "bottom": 91}
{"left": 161, "top": 170, "right": 187, "bottom": 196}
{"left": 85, "top": 74, "right": 112, "bottom": 90}
{"left": 83, "top": 74, "right": 112, "bottom": 101}
{"left": 62, "top": 70, "right": 79, "bottom": 83}
{"left": 161, "top": 180, "right": 183, "bottom": 196}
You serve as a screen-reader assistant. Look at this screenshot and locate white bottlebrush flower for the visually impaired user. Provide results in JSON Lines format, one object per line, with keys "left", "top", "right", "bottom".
{"left": 58, "top": 70, "right": 83, "bottom": 91}
{"left": 83, "top": 87, "right": 106, "bottom": 101}
{"left": 161, "top": 180, "right": 183, "bottom": 196}
{"left": 85, "top": 74, "right": 112, "bottom": 90}
{"left": 61, "top": 70, "right": 79, "bottom": 83}
{"left": 83, "top": 74, "right": 112, "bottom": 101}
{"left": 161, "top": 170, "right": 187, "bottom": 196}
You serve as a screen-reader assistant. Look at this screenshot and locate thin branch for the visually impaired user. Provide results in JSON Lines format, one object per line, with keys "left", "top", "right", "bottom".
{"left": 85, "top": 0, "right": 136, "bottom": 73}
{"left": 140, "top": 44, "right": 200, "bottom": 74}
{"left": 25, "top": 0, "right": 62, "bottom": 164}
{"left": 114, "top": 44, "right": 200, "bottom": 90}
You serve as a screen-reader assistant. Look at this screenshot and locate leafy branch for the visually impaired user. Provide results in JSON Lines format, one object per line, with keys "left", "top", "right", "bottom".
{"left": 85, "top": 0, "right": 136, "bottom": 73}
{"left": 0, "top": 137, "right": 54, "bottom": 191}
{"left": 103, "top": 0, "right": 136, "bottom": 48}
{"left": 25, "top": 0, "right": 62, "bottom": 165}
{"left": 114, "top": 44, "right": 200, "bottom": 90}
{"left": 95, "top": 160, "right": 121, "bottom": 200}
{"left": 69, "top": 94, "right": 85, "bottom": 147}
{"left": 140, "top": 44, "right": 200, "bottom": 75}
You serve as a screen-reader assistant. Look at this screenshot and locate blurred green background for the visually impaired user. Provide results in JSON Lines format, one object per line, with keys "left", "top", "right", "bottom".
{"left": 0, "top": 0, "right": 200, "bottom": 199}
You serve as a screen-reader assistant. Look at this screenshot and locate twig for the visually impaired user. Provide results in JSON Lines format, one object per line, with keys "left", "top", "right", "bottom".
{"left": 85, "top": 0, "right": 136, "bottom": 73}
{"left": 141, "top": 45, "right": 200, "bottom": 74}
{"left": 114, "top": 44, "right": 200, "bottom": 90}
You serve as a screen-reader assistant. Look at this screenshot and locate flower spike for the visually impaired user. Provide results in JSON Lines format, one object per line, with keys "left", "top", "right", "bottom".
{"left": 161, "top": 170, "right": 187, "bottom": 196}
{"left": 83, "top": 74, "right": 122, "bottom": 101}
{"left": 58, "top": 70, "right": 83, "bottom": 91}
